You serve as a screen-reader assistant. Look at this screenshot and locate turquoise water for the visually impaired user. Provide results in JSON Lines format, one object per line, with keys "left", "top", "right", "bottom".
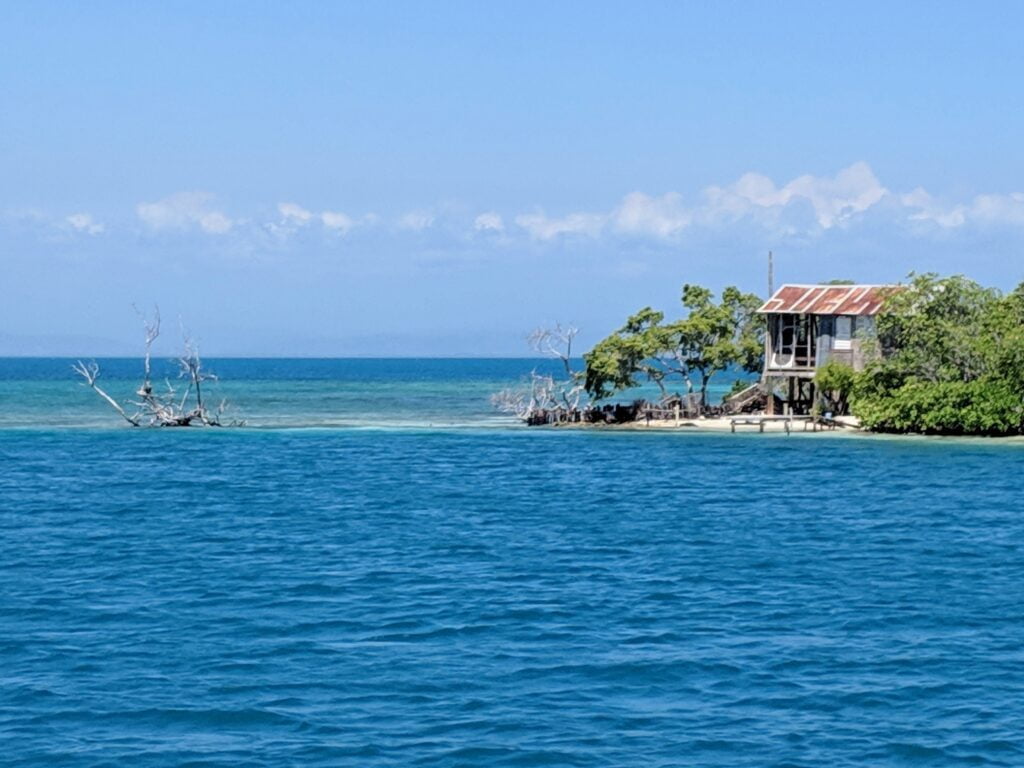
{"left": 3, "top": 359, "right": 1024, "bottom": 766}
{"left": 0, "top": 358, "right": 744, "bottom": 429}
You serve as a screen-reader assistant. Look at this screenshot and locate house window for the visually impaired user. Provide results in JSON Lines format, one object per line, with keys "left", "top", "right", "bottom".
{"left": 771, "top": 314, "right": 815, "bottom": 367}
{"left": 834, "top": 315, "right": 852, "bottom": 351}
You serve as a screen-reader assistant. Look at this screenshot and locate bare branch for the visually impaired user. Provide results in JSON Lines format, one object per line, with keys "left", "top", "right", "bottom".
{"left": 528, "top": 323, "right": 579, "bottom": 378}
{"left": 133, "top": 304, "right": 161, "bottom": 389}
{"left": 496, "top": 324, "right": 588, "bottom": 423}
{"left": 75, "top": 310, "right": 233, "bottom": 428}
{"left": 72, "top": 360, "right": 140, "bottom": 426}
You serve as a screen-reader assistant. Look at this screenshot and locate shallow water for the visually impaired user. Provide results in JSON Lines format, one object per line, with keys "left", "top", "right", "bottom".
{"left": 0, "top": 357, "right": 741, "bottom": 430}
{"left": 3, "top": 359, "right": 1024, "bottom": 766}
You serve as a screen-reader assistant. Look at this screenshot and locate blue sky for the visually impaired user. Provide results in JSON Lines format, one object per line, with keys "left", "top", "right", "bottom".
{"left": 3, "top": 1, "right": 1024, "bottom": 355}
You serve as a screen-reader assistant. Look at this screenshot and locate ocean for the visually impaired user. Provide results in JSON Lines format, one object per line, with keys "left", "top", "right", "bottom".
{"left": 2, "top": 358, "right": 1024, "bottom": 766}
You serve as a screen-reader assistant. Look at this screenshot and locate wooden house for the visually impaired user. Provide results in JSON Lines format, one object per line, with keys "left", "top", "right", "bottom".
{"left": 757, "top": 284, "right": 896, "bottom": 414}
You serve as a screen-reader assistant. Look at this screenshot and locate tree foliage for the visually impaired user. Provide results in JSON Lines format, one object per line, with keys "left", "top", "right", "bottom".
{"left": 581, "top": 308, "right": 669, "bottom": 400}
{"left": 583, "top": 284, "right": 764, "bottom": 407}
{"left": 851, "top": 274, "right": 1024, "bottom": 435}
{"left": 814, "top": 359, "right": 855, "bottom": 415}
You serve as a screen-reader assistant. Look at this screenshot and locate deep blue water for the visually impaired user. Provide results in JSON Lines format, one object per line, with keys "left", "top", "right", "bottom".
{"left": 3, "top": 359, "right": 1024, "bottom": 766}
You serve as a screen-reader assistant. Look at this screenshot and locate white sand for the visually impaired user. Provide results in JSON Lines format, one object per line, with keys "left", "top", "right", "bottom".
{"left": 561, "top": 414, "right": 863, "bottom": 433}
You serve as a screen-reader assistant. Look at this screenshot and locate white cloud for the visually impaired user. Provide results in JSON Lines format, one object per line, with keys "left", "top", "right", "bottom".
{"left": 515, "top": 211, "right": 605, "bottom": 240}
{"left": 42, "top": 164, "right": 1024, "bottom": 251}
{"left": 197, "top": 211, "right": 232, "bottom": 234}
{"left": 474, "top": 212, "right": 504, "bottom": 232}
{"left": 267, "top": 203, "right": 357, "bottom": 236}
{"left": 137, "top": 192, "right": 233, "bottom": 234}
{"left": 65, "top": 212, "right": 104, "bottom": 235}
{"left": 900, "top": 187, "right": 967, "bottom": 228}
{"left": 321, "top": 211, "right": 354, "bottom": 233}
{"left": 612, "top": 191, "right": 690, "bottom": 237}
{"left": 901, "top": 188, "right": 1024, "bottom": 229}
{"left": 513, "top": 163, "right": 895, "bottom": 242}
{"left": 702, "top": 161, "right": 888, "bottom": 229}
{"left": 399, "top": 210, "right": 434, "bottom": 231}
{"left": 969, "top": 192, "right": 1024, "bottom": 226}
{"left": 278, "top": 202, "right": 314, "bottom": 226}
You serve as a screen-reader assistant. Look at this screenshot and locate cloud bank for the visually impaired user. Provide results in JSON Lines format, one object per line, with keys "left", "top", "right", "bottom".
{"left": 21, "top": 163, "right": 1024, "bottom": 250}
{"left": 517, "top": 162, "right": 892, "bottom": 241}
{"left": 136, "top": 192, "right": 233, "bottom": 234}
{"left": 507, "top": 163, "right": 1024, "bottom": 244}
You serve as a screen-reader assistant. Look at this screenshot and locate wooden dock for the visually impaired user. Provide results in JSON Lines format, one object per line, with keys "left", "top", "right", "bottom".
{"left": 730, "top": 415, "right": 814, "bottom": 434}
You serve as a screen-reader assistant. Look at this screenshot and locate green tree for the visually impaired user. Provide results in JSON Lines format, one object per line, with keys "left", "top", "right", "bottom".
{"left": 668, "top": 285, "right": 764, "bottom": 406}
{"left": 814, "top": 359, "right": 855, "bottom": 415}
{"left": 582, "top": 308, "right": 676, "bottom": 400}
{"left": 872, "top": 273, "right": 999, "bottom": 383}
{"left": 584, "top": 284, "right": 764, "bottom": 408}
{"left": 850, "top": 274, "right": 1024, "bottom": 435}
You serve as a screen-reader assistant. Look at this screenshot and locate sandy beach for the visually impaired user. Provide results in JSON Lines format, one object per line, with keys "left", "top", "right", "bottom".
{"left": 558, "top": 415, "right": 864, "bottom": 433}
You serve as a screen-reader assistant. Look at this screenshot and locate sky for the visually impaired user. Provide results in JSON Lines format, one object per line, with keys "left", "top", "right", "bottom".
{"left": 3, "top": 1, "right": 1024, "bottom": 355}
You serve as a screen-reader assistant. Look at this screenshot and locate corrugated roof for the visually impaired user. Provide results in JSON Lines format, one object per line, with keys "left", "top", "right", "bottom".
{"left": 757, "top": 284, "right": 897, "bottom": 315}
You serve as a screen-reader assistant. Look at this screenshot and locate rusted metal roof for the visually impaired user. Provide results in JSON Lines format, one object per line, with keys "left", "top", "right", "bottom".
{"left": 757, "top": 284, "right": 897, "bottom": 316}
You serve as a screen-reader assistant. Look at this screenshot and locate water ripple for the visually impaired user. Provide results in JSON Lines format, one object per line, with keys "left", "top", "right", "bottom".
{"left": 3, "top": 428, "right": 1024, "bottom": 766}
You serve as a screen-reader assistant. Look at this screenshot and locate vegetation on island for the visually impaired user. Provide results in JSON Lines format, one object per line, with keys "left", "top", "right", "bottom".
{"left": 813, "top": 359, "right": 855, "bottom": 416}
{"left": 583, "top": 285, "right": 764, "bottom": 406}
{"left": 843, "top": 274, "right": 1024, "bottom": 436}
{"left": 578, "top": 272, "right": 1024, "bottom": 436}
{"left": 492, "top": 284, "right": 765, "bottom": 425}
{"left": 496, "top": 272, "right": 1024, "bottom": 437}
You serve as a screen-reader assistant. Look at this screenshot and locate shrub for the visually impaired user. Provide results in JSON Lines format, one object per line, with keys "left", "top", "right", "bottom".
{"left": 849, "top": 274, "right": 1024, "bottom": 436}
{"left": 852, "top": 377, "right": 1024, "bottom": 435}
{"left": 814, "top": 360, "right": 855, "bottom": 415}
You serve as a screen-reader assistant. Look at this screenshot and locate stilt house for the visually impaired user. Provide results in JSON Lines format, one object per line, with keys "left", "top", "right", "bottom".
{"left": 757, "top": 284, "right": 896, "bottom": 414}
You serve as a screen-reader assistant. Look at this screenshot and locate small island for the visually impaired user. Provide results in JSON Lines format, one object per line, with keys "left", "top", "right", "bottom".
{"left": 497, "top": 273, "right": 1024, "bottom": 437}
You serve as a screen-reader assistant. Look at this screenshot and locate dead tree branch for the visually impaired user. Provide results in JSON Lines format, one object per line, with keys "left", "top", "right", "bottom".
{"left": 74, "top": 307, "right": 235, "bottom": 427}
{"left": 72, "top": 360, "right": 141, "bottom": 426}
{"left": 492, "top": 324, "right": 587, "bottom": 422}
{"left": 528, "top": 323, "right": 579, "bottom": 379}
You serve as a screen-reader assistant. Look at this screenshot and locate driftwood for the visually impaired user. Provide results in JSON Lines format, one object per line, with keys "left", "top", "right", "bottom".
{"left": 74, "top": 307, "right": 235, "bottom": 427}
{"left": 517, "top": 395, "right": 735, "bottom": 427}
{"left": 492, "top": 323, "right": 585, "bottom": 421}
